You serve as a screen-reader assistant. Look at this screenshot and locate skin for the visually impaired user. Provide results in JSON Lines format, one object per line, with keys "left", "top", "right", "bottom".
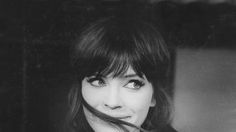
{"left": 81, "top": 67, "right": 156, "bottom": 132}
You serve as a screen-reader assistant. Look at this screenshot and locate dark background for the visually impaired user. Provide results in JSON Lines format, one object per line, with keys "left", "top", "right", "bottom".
{"left": 0, "top": 0, "right": 236, "bottom": 132}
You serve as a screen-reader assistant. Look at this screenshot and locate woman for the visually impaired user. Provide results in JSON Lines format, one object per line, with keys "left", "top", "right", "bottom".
{"left": 66, "top": 16, "right": 176, "bottom": 132}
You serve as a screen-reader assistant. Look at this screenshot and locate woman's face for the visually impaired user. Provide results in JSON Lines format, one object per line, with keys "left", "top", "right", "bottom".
{"left": 81, "top": 67, "right": 156, "bottom": 132}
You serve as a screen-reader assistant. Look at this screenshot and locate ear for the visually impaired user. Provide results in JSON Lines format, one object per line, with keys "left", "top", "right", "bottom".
{"left": 150, "top": 97, "right": 156, "bottom": 107}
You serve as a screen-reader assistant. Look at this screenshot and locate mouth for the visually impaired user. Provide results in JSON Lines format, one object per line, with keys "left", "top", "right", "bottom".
{"left": 114, "top": 116, "right": 131, "bottom": 120}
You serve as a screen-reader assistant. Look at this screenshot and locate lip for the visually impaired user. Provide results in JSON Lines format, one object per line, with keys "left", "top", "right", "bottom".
{"left": 99, "top": 110, "right": 132, "bottom": 120}
{"left": 114, "top": 116, "right": 131, "bottom": 120}
{"left": 104, "top": 112, "right": 131, "bottom": 118}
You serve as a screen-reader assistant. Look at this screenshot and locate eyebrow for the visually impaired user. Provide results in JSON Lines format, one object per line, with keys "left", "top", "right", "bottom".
{"left": 124, "top": 74, "right": 143, "bottom": 78}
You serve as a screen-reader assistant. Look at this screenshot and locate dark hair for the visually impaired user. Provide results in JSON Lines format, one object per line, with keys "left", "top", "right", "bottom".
{"left": 66, "top": 16, "right": 173, "bottom": 132}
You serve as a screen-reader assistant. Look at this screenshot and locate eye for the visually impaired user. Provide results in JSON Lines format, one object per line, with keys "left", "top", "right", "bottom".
{"left": 86, "top": 77, "right": 106, "bottom": 87}
{"left": 124, "top": 80, "right": 145, "bottom": 90}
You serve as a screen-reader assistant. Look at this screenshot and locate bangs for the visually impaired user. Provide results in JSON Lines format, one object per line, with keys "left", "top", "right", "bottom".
{"left": 73, "top": 17, "right": 169, "bottom": 80}
{"left": 82, "top": 47, "right": 144, "bottom": 78}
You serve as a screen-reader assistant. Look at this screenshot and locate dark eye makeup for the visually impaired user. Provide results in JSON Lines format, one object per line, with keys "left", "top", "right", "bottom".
{"left": 124, "top": 79, "right": 145, "bottom": 90}
{"left": 85, "top": 75, "right": 146, "bottom": 89}
{"left": 86, "top": 76, "right": 106, "bottom": 87}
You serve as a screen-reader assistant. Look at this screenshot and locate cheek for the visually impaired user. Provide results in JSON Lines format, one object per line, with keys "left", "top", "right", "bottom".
{"left": 125, "top": 83, "right": 154, "bottom": 108}
{"left": 125, "top": 92, "right": 153, "bottom": 110}
{"left": 81, "top": 79, "right": 102, "bottom": 107}
{"left": 123, "top": 83, "right": 154, "bottom": 124}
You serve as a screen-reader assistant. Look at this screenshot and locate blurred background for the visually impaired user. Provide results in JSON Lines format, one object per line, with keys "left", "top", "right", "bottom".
{"left": 0, "top": 0, "right": 236, "bottom": 132}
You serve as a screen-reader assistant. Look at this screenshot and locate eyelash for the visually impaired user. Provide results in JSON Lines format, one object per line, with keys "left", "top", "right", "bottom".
{"left": 86, "top": 77, "right": 106, "bottom": 87}
{"left": 86, "top": 77, "right": 145, "bottom": 89}
{"left": 124, "top": 79, "right": 145, "bottom": 90}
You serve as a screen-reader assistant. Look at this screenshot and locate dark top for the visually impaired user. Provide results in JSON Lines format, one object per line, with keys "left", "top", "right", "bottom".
{"left": 150, "top": 125, "right": 178, "bottom": 132}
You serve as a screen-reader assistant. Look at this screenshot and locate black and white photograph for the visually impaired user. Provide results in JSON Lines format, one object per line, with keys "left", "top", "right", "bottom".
{"left": 1, "top": 0, "right": 236, "bottom": 132}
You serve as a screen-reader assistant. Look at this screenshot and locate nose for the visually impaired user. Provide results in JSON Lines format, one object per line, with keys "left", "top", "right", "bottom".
{"left": 103, "top": 86, "right": 122, "bottom": 110}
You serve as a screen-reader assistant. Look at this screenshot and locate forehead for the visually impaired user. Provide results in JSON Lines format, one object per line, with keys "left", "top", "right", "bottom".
{"left": 124, "top": 67, "right": 136, "bottom": 75}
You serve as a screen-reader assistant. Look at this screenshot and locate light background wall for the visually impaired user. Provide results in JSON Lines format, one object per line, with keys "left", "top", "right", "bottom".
{"left": 173, "top": 49, "right": 236, "bottom": 132}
